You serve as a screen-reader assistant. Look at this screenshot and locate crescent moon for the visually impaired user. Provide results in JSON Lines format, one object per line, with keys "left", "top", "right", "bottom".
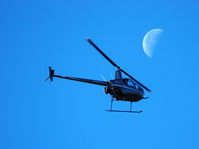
{"left": 142, "top": 29, "right": 163, "bottom": 57}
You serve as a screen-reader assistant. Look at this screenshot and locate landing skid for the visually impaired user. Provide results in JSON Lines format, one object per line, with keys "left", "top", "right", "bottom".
{"left": 107, "top": 110, "right": 143, "bottom": 113}
{"left": 107, "top": 97, "right": 143, "bottom": 113}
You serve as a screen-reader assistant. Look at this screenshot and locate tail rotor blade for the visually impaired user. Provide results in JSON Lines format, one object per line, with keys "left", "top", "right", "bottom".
{"left": 44, "top": 76, "right": 50, "bottom": 82}
{"left": 49, "top": 66, "right": 52, "bottom": 72}
{"left": 50, "top": 76, "right": 53, "bottom": 82}
{"left": 45, "top": 66, "right": 55, "bottom": 82}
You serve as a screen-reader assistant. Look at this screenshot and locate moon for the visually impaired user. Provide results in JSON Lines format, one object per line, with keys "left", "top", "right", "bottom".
{"left": 142, "top": 29, "right": 163, "bottom": 57}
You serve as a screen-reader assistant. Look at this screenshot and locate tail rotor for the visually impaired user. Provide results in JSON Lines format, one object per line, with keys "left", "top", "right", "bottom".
{"left": 45, "top": 66, "right": 55, "bottom": 82}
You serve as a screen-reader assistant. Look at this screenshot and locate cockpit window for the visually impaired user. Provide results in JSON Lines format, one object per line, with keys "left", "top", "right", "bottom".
{"left": 123, "top": 79, "right": 128, "bottom": 85}
{"left": 127, "top": 80, "right": 135, "bottom": 87}
{"left": 127, "top": 80, "right": 142, "bottom": 90}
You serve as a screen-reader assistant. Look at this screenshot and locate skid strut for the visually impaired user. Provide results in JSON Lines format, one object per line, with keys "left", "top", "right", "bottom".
{"left": 107, "top": 99, "right": 143, "bottom": 113}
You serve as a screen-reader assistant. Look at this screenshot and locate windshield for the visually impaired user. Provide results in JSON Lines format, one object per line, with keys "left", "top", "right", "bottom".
{"left": 127, "top": 80, "right": 135, "bottom": 87}
{"left": 127, "top": 80, "right": 144, "bottom": 91}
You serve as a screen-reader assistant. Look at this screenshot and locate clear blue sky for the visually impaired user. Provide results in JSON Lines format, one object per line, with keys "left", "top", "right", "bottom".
{"left": 1, "top": 0, "right": 199, "bottom": 148}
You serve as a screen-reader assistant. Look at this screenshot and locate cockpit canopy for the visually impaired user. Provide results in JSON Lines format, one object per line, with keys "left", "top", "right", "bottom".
{"left": 123, "top": 79, "right": 144, "bottom": 92}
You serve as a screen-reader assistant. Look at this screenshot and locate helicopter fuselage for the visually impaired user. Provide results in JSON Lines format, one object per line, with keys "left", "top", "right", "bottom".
{"left": 105, "top": 79, "right": 144, "bottom": 102}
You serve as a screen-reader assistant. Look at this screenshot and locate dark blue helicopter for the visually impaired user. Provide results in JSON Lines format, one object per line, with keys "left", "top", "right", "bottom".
{"left": 45, "top": 38, "right": 151, "bottom": 113}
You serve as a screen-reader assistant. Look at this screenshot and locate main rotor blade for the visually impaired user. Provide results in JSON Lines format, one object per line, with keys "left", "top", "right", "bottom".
{"left": 86, "top": 38, "right": 120, "bottom": 69}
{"left": 120, "top": 69, "right": 151, "bottom": 92}
{"left": 86, "top": 38, "right": 151, "bottom": 92}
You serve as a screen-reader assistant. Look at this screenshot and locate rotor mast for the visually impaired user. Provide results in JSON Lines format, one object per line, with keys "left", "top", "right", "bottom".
{"left": 115, "top": 69, "right": 122, "bottom": 80}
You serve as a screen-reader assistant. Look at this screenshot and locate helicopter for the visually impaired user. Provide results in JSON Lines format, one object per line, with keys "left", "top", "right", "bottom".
{"left": 45, "top": 38, "right": 151, "bottom": 113}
